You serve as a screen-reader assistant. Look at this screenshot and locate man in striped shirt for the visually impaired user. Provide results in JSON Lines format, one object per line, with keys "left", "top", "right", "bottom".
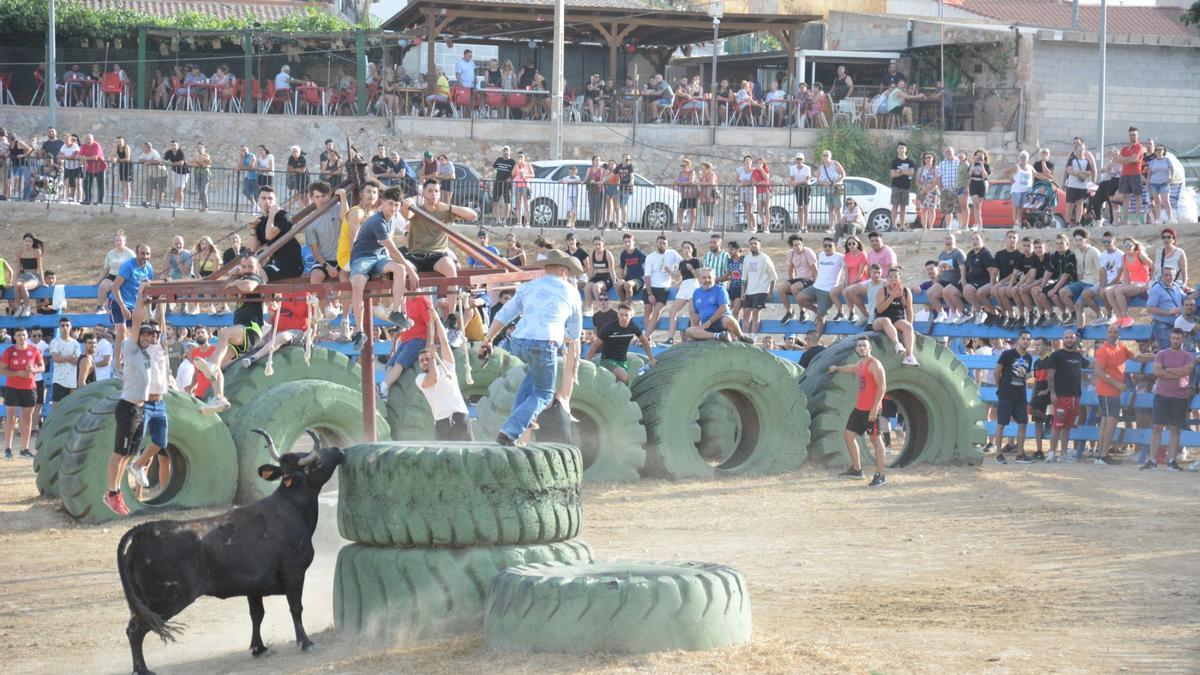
{"left": 703, "top": 233, "right": 730, "bottom": 283}
{"left": 936, "top": 146, "right": 962, "bottom": 228}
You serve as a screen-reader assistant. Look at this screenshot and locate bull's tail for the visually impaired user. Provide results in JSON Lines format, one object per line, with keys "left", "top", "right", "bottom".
{"left": 117, "top": 526, "right": 183, "bottom": 643}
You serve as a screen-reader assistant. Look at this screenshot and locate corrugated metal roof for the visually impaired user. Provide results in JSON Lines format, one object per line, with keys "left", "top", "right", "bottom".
{"left": 961, "top": 0, "right": 1194, "bottom": 40}
{"left": 78, "top": 0, "right": 329, "bottom": 21}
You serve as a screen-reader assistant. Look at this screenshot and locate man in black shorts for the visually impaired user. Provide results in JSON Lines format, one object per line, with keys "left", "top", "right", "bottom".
{"left": 827, "top": 336, "right": 887, "bottom": 487}
{"left": 992, "top": 331, "right": 1033, "bottom": 463}
{"left": 490, "top": 145, "right": 515, "bottom": 222}
{"left": 191, "top": 255, "right": 264, "bottom": 414}
{"left": 616, "top": 233, "right": 646, "bottom": 302}
{"left": 1142, "top": 328, "right": 1198, "bottom": 472}
{"left": 1025, "top": 337, "right": 1051, "bottom": 461}
{"left": 402, "top": 178, "right": 478, "bottom": 280}
{"left": 586, "top": 303, "right": 656, "bottom": 384}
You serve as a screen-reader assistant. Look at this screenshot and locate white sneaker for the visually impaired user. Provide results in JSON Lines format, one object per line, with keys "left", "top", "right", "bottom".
{"left": 127, "top": 461, "right": 150, "bottom": 488}
{"left": 376, "top": 380, "right": 389, "bottom": 402}
{"left": 894, "top": 341, "right": 906, "bottom": 355}
{"left": 1045, "top": 451, "right": 1058, "bottom": 463}
{"left": 955, "top": 312, "right": 973, "bottom": 324}
{"left": 198, "top": 397, "right": 231, "bottom": 415}
{"left": 974, "top": 311, "right": 987, "bottom": 325}
{"left": 902, "top": 354, "right": 920, "bottom": 367}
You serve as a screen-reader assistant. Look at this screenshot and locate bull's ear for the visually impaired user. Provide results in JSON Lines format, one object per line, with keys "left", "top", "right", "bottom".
{"left": 258, "top": 464, "right": 282, "bottom": 481}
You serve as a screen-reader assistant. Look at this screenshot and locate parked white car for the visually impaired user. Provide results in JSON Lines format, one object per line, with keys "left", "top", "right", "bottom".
{"left": 528, "top": 160, "right": 679, "bottom": 229}
{"left": 734, "top": 176, "right": 918, "bottom": 232}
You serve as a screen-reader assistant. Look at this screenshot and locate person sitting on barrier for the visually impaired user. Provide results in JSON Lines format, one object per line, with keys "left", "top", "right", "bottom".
{"left": 1080, "top": 232, "right": 1123, "bottom": 328}
{"left": 250, "top": 186, "right": 305, "bottom": 282}
{"left": 191, "top": 255, "right": 265, "bottom": 415}
{"left": 481, "top": 249, "right": 583, "bottom": 447}
{"left": 684, "top": 268, "right": 754, "bottom": 344}
{"left": 376, "top": 293, "right": 434, "bottom": 402}
{"left": 845, "top": 231, "right": 895, "bottom": 328}
{"left": 1059, "top": 229, "right": 1101, "bottom": 330}
{"left": 401, "top": 178, "right": 478, "bottom": 281}
{"left": 1045, "top": 330, "right": 1089, "bottom": 463}
{"left": 418, "top": 311, "right": 472, "bottom": 441}
{"left": 1141, "top": 328, "right": 1200, "bottom": 472}
{"left": 992, "top": 331, "right": 1033, "bottom": 464}
{"left": 927, "top": 234, "right": 965, "bottom": 323}
{"left": 873, "top": 267, "right": 919, "bottom": 367}
{"left": 799, "top": 237, "right": 844, "bottom": 339}
{"left": 1106, "top": 236, "right": 1153, "bottom": 329}
{"left": 348, "top": 186, "right": 418, "bottom": 352}
{"left": 1146, "top": 266, "right": 1184, "bottom": 351}
{"left": 96, "top": 230, "right": 135, "bottom": 313}
{"left": 240, "top": 292, "right": 314, "bottom": 370}
{"left": 586, "top": 302, "right": 656, "bottom": 384}
{"left": 828, "top": 335, "right": 887, "bottom": 487}
{"left": 1039, "top": 234, "right": 1077, "bottom": 326}
{"left": 989, "top": 231, "right": 1025, "bottom": 329}
{"left": 780, "top": 235, "right": 816, "bottom": 326}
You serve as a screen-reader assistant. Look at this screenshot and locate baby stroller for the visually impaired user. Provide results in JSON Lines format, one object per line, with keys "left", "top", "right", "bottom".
{"left": 1079, "top": 181, "right": 1114, "bottom": 226}
{"left": 1021, "top": 180, "right": 1058, "bottom": 228}
{"left": 29, "top": 162, "right": 61, "bottom": 202}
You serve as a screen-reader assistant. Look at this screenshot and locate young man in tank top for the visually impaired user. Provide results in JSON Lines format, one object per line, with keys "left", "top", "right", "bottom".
{"left": 827, "top": 336, "right": 887, "bottom": 487}
{"left": 401, "top": 178, "right": 479, "bottom": 280}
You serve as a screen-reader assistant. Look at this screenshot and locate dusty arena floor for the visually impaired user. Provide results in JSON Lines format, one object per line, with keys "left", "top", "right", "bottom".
{"left": 2, "top": 460, "right": 1198, "bottom": 674}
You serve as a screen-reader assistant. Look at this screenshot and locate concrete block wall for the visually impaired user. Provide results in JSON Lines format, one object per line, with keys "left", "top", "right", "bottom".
{"left": 1031, "top": 39, "right": 1200, "bottom": 150}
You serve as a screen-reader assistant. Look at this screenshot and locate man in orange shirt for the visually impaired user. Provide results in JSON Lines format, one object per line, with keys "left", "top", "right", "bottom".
{"left": 1093, "top": 322, "right": 1154, "bottom": 463}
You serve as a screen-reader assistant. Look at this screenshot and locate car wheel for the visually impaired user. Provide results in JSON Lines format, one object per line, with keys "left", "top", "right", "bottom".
{"left": 642, "top": 202, "right": 673, "bottom": 231}
{"left": 768, "top": 207, "right": 789, "bottom": 233}
{"left": 531, "top": 198, "right": 558, "bottom": 228}
{"left": 868, "top": 209, "right": 892, "bottom": 232}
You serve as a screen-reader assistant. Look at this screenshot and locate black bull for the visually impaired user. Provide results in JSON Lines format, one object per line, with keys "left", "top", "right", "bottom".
{"left": 116, "top": 429, "right": 344, "bottom": 675}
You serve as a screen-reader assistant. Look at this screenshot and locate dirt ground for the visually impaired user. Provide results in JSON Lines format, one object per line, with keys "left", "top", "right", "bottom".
{"left": 3, "top": 459, "right": 1198, "bottom": 674}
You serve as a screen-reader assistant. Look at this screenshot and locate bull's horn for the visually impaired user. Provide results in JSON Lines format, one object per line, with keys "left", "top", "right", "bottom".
{"left": 303, "top": 429, "right": 323, "bottom": 450}
{"left": 251, "top": 428, "right": 282, "bottom": 462}
{"left": 298, "top": 452, "right": 320, "bottom": 467}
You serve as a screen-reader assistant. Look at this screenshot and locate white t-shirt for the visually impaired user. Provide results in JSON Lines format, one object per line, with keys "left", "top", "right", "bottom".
{"left": 975, "top": 346, "right": 995, "bottom": 384}
{"left": 121, "top": 339, "right": 168, "bottom": 402}
{"left": 1099, "top": 249, "right": 1124, "bottom": 286}
{"left": 174, "top": 358, "right": 194, "bottom": 393}
{"left": 789, "top": 163, "right": 811, "bottom": 185}
{"left": 33, "top": 340, "right": 48, "bottom": 382}
{"left": 742, "top": 252, "right": 778, "bottom": 296}
{"left": 105, "top": 248, "right": 136, "bottom": 276}
{"left": 60, "top": 142, "right": 81, "bottom": 170}
{"left": 814, "top": 251, "right": 845, "bottom": 291}
{"left": 49, "top": 337, "right": 80, "bottom": 388}
{"left": 644, "top": 249, "right": 683, "bottom": 289}
{"left": 95, "top": 339, "right": 114, "bottom": 380}
{"left": 1011, "top": 165, "right": 1032, "bottom": 194}
{"left": 416, "top": 363, "right": 469, "bottom": 421}
{"left": 274, "top": 71, "right": 293, "bottom": 90}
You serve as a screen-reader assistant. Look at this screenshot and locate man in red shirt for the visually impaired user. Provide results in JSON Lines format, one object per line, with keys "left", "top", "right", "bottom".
{"left": 827, "top": 335, "right": 888, "bottom": 487}
{"left": 1093, "top": 323, "right": 1141, "bottom": 464}
{"left": 378, "top": 294, "right": 434, "bottom": 401}
{"left": 1, "top": 327, "right": 46, "bottom": 459}
{"left": 1116, "top": 126, "right": 1144, "bottom": 225}
{"left": 240, "top": 292, "right": 312, "bottom": 369}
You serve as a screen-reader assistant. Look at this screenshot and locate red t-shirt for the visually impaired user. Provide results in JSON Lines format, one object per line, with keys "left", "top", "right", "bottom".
{"left": 80, "top": 141, "right": 105, "bottom": 173}
{"left": 400, "top": 295, "right": 434, "bottom": 343}
{"left": 1119, "top": 143, "right": 1144, "bottom": 177}
{"left": 275, "top": 294, "right": 311, "bottom": 333}
{"left": 1094, "top": 342, "right": 1131, "bottom": 398}
{"left": 2, "top": 344, "right": 43, "bottom": 390}
{"left": 751, "top": 167, "right": 770, "bottom": 194}
{"left": 189, "top": 344, "right": 217, "bottom": 398}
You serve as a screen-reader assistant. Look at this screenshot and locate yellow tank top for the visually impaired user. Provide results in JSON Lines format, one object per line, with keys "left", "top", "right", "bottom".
{"left": 336, "top": 210, "right": 357, "bottom": 268}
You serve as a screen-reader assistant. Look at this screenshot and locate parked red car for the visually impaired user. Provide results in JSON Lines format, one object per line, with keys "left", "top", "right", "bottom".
{"left": 922, "top": 179, "right": 1071, "bottom": 229}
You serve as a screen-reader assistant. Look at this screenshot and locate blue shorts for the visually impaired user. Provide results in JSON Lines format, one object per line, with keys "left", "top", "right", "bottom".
{"left": 1064, "top": 281, "right": 1093, "bottom": 302}
{"left": 349, "top": 254, "right": 389, "bottom": 279}
{"left": 1151, "top": 320, "right": 1173, "bottom": 350}
{"left": 144, "top": 398, "right": 168, "bottom": 449}
{"left": 1149, "top": 182, "right": 1169, "bottom": 195}
{"left": 387, "top": 337, "right": 427, "bottom": 369}
{"left": 108, "top": 298, "right": 132, "bottom": 327}
{"left": 619, "top": 191, "right": 632, "bottom": 206}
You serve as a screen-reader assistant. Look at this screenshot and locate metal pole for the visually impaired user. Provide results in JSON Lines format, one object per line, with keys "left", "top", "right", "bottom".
{"left": 1097, "top": 0, "right": 1107, "bottom": 153}
{"left": 360, "top": 295, "right": 377, "bottom": 442}
{"left": 551, "top": 0, "right": 565, "bottom": 160}
{"left": 48, "top": 0, "right": 58, "bottom": 127}
{"left": 1072, "top": 0, "right": 1080, "bottom": 30}
{"left": 939, "top": 0, "right": 945, "bottom": 85}
{"left": 710, "top": 17, "right": 719, "bottom": 128}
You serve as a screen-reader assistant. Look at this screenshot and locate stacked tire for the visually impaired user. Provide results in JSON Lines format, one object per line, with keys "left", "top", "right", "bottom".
{"left": 332, "top": 442, "right": 594, "bottom": 643}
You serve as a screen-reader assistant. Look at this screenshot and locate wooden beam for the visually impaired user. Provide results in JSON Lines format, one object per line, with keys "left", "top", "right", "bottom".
{"left": 141, "top": 269, "right": 543, "bottom": 302}
{"left": 407, "top": 202, "right": 520, "bottom": 272}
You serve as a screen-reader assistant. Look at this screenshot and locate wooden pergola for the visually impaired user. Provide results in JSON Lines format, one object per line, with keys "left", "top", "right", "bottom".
{"left": 380, "top": 0, "right": 818, "bottom": 95}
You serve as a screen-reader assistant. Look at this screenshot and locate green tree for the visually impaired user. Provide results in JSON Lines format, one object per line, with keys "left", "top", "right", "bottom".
{"left": 1183, "top": 1, "right": 1200, "bottom": 30}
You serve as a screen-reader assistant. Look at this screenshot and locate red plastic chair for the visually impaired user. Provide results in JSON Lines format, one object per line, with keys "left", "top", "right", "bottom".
{"left": 30, "top": 69, "right": 45, "bottom": 105}
{"left": 271, "top": 82, "right": 294, "bottom": 114}
{"left": 299, "top": 86, "right": 323, "bottom": 115}
{"left": 507, "top": 93, "right": 529, "bottom": 109}
{"left": 220, "top": 80, "right": 243, "bottom": 112}
{"left": 330, "top": 83, "right": 356, "bottom": 115}
{"left": 100, "top": 72, "right": 127, "bottom": 108}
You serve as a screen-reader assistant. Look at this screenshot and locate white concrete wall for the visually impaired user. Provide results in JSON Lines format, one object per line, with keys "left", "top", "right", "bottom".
{"left": 1031, "top": 38, "right": 1200, "bottom": 150}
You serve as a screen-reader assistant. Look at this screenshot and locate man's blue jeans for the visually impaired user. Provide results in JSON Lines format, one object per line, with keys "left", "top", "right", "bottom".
{"left": 500, "top": 337, "right": 559, "bottom": 441}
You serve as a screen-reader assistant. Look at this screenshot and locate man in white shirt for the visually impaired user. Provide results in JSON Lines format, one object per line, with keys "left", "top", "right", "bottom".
{"left": 788, "top": 153, "right": 812, "bottom": 231}
{"left": 94, "top": 332, "right": 114, "bottom": 380}
{"left": 454, "top": 49, "right": 476, "bottom": 89}
{"left": 417, "top": 310, "right": 471, "bottom": 441}
{"left": 274, "top": 64, "right": 296, "bottom": 92}
{"left": 741, "top": 236, "right": 778, "bottom": 337}
{"left": 1082, "top": 230, "right": 1124, "bottom": 327}
{"left": 49, "top": 316, "right": 80, "bottom": 404}
{"left": 642, "top": 235, "right": 682, "bottom": 339}
{"left": 798, "top": 237, "right": 844, "bottom": 338}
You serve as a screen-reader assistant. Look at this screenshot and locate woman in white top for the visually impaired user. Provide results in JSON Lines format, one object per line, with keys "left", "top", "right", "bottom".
{"left": 815, "top": 150, "right": 846, "bottom": 228}
{"left": 838, "top": 198, "right": 866, "bottom": 242}
{"left": 1062, "top": 137, "right": 1096, "bottom": 227}
{"left": 96, "top": 230, "right": 135, "bottom": 312}
{"left": 788, "top": 154, "right": 812, "bottom": 232}
{"left": 59, "top": 134, "right": 83, "bottom": 202}
{"left": 1005, "top": 151, "right": 1033, "bottom": 227}
{"left": 254, "top": 145, "right": 275, "bottom": 188}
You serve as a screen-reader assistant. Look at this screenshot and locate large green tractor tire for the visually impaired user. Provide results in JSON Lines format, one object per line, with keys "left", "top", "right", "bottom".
{"left": 225, "top": 379, "right": 390, "bottom": 504}
{"left": 334, "top": 541, "right": 593, "bottom": 642}
{"left": 220, "top": 346, "right": 362, "bottom": 421}
{"left": 34, "top": 379, "right": 122, "bottom": 498}
{"left": 337, "top": 442, "right": 582, "bottom": 547}
{"left": 484, "top": 561, "right": 752, "bottom": 653}
{"left": 458, "top": 343, "right": 522, "bottom": 401}
{"left": 629, "top": 342, "right": 810, "bottom": 479}
{"left": 799, "top": 332, "right": 986, "bottom": 468}
{"left": 474, "top": 360, "right": 646, "bottom": 482}
{"left": 56, "top": 391, "right": 238, "bottom": 524}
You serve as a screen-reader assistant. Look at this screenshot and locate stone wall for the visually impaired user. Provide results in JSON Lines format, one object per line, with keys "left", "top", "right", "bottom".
{"left": 0, "top": 106, "right": 994, "bottom": 184}
{"left": 1030, "top": 36, "right": 1200, "bottom": 151}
